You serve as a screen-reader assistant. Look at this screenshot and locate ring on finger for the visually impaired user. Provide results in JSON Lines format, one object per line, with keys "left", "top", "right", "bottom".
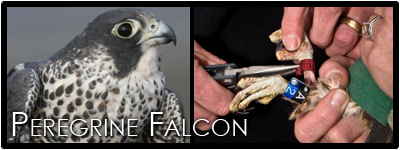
{"left": 341, "top": 17, "right": 362, "bottom": 35}
{"left": 362, "top": 15, "right": 383, "bottom": 40}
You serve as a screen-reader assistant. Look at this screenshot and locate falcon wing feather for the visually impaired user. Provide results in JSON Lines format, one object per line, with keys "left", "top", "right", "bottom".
{"left": 7, "top": 67, "right": 41, "bottom": 143}
{"left": 142, "top": 88, "right": 185, "bottom": 143}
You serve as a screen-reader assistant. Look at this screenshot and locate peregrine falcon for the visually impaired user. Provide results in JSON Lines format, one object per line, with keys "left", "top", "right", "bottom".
{"left": 7, "top": 8, "right": 184, "bottom": 143}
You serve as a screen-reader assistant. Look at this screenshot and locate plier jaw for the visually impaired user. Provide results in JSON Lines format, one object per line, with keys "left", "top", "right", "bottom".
{"left": 203, "top": 63, "right": 239, "bottom": 92}
{"left": 203, "top": 63, "right": 300, "bottom": 93}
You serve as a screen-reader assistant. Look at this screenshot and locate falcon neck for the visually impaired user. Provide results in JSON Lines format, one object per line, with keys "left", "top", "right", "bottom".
{"left": 131, "top": 45, "right": 162, "bottom": 78}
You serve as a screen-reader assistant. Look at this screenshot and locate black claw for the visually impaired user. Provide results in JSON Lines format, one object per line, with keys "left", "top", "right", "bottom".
{"left": 246, "top": 107, "right": 254, "bottom": 111}
{"left": 231, "top": 111, "right": 249, "bottom": 115}
{"left": 231, "top": 107, "right": 254, "bottom": 115}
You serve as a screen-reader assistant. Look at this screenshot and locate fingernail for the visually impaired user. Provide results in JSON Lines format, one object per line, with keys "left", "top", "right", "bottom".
{"left": 284, "top": 34, "right": 300, "bottom": 51}
{"left": 326, "top": 72, "right": 342, "bottom": 86}
{"left": 331, "top": 89, "right": 348, "bottom": 108}
{"left": 327, "top": 72, "right": 341, "bottom": 80}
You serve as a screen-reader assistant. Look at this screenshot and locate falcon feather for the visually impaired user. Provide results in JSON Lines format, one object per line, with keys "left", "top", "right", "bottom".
{"left": 7, "top": 8, "right": 184, "bottom": 143}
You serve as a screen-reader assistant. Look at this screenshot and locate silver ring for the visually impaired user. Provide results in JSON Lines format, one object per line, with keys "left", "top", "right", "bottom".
{"left": 362, "top": 15, "right": 383, "bottom": 40}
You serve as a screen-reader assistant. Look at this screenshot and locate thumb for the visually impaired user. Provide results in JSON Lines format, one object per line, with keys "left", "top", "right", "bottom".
{"left": 319, "top": 56, "right": 355, "bottom": 87}
{"left": 295, "top": 88, "right": 349, "bottom": 143}
{"left": 282, "top": 7, "right": 309, "bottom": 51}
{"left": 194, "top": 59, "right": 233, "bottom": 116}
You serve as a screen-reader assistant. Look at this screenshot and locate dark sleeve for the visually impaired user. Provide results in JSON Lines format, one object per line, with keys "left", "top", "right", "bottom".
{"left": 195, "top": 7, "right": 289, "bottom": 67}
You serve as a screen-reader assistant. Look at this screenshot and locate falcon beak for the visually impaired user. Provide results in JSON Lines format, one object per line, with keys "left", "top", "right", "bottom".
{"left": 137, "top": 20, "right": 176, "bottom": 46}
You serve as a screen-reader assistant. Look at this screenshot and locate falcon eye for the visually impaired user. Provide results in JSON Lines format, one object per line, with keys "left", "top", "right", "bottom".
{"left": 116, "top": 23, "right": 133, "bottom": 38}
{"left": 112, "top": 19, "right": 140, "bottom": 39}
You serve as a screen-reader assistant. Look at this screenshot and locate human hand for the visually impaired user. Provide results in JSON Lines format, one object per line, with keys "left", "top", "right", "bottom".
{"left": 281, "top": 7, "right": 373, "bottom": 57}
{"left": 194, "top": 40, "right": 234, "bottom": 131}
{"left": 294, "top": 7, "right": 393, "bottom": 142}
{"left": 358, "top": 7, "right": 393, "bottom": 99}
{"left": 294, "top": 56, "right": 370, "bottom": 143}
{"left": 335, "top": 7, "right": 393, "bottom": 98}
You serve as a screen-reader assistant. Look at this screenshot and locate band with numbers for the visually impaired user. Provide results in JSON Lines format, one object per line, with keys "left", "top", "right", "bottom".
{"left": 283, "top": 78, "right": 310, "bottom": 104}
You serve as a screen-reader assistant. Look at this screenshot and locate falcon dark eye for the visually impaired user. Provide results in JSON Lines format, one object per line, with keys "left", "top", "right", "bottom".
{"left": 112, "top": 20, "right": 140, "bottom": 39}
{"left": 117, "top": 23, "right": 133, "bottom": 38}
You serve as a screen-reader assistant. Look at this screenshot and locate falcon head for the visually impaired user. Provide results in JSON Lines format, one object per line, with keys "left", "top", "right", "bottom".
{"left": 85, "top": 8, "right": 176, "bottom": 46}
{"left": 69, "top": 8, "right": 176, "bottom": 78}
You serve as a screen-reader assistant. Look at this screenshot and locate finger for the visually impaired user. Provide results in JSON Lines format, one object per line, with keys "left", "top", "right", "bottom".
{"left": 360, "top": 14, "right": 393, "bottom": 99}
{"left": 194, "top": 101, "right": 218, "bottom": 131}
{"left": 194, "top": 59, "right": 234, "bottom": 116}
{"left": 309, "top": 7, "right": 343, "bottom": 48}
{"left": 353, "top": 130, "right": 370, "bottom": 143}
{"left": 325, "top": 7, "right": 374, "bottom": 57}
{"left": 194, "top": 50, "right": 221, "bottom": 66}
{"left": 194, "top": 40, "right": 227, "bottom": 65}
{"left": 294, "top": 89, "right": 349, "bottom": 143}
{"left": 381, "top": 7, "right": 393, "bottom": 25}
{"left": 318, "top": 56, "right": 355, "bottom": 87}
{"left": 319, "top": 115, "right": 364, "bottom": 143}
{"left": 373, "top": 7, "right": 391, "bottom": 21}
{"left": 345, "top": 37, "right": 364, "bottom": 60}
{"left": 359, "top": 30, "right": 374, "bottom": 66}
{"left": 346, "top": 7, "right": 393, "bottom": 59}
{"left": 282, "top": 7, "right": 308, "bottom": 51}
{"left": 361, "top": 39, "right": 394, "bottom": 99}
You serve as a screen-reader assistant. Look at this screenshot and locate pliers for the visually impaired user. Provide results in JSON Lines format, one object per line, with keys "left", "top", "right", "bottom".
{"left": 203, "top": 63, "right": 300, "bottom": 92}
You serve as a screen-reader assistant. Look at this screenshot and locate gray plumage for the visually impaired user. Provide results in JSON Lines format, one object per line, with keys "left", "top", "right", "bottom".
{"left": 143, "top": 89, "right": 185, "bottom": 143}
{"left": 7, "top": 68, "right": 40, "bottom": 143}
{"left": 7, "top": 8, "right": 184, "bottom": 143}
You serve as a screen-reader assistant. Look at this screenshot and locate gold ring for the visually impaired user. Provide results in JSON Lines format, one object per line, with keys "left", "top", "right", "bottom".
{"left": 341, "top": 17, "right": 362, "bottom": 35}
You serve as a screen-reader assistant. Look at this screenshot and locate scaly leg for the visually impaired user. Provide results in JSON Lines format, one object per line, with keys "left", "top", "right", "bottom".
{"left": 270, "top": 29, "right": 317, "bottom": 88}
{"left": 229, "top": 75, "right": 288, "bottom": 114}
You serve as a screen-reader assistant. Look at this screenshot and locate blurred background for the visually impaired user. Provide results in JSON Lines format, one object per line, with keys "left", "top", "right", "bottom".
{"left": 6, "top": 7, "right": 190, "bottom": 142}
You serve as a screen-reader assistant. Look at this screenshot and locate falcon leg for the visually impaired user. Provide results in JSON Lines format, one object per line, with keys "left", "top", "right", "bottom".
{"left": 271, "top": 29, "right": 316, "bottom": 88}
{"left": 230, "top": 28, "right": 317, "bottom": 115}
{"left": 238, "top": 88, "right": 279, "bottom": 110}
{"left": 229, "top": 75, "right": 288, "bottom": 114}
{"left": 270, "top": 29, "right": 313, "bottom": 62}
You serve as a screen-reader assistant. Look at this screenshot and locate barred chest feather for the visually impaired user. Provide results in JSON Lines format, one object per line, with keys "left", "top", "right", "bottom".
{"left": 30, "top": 46, "right": 165, "bottom": 143}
